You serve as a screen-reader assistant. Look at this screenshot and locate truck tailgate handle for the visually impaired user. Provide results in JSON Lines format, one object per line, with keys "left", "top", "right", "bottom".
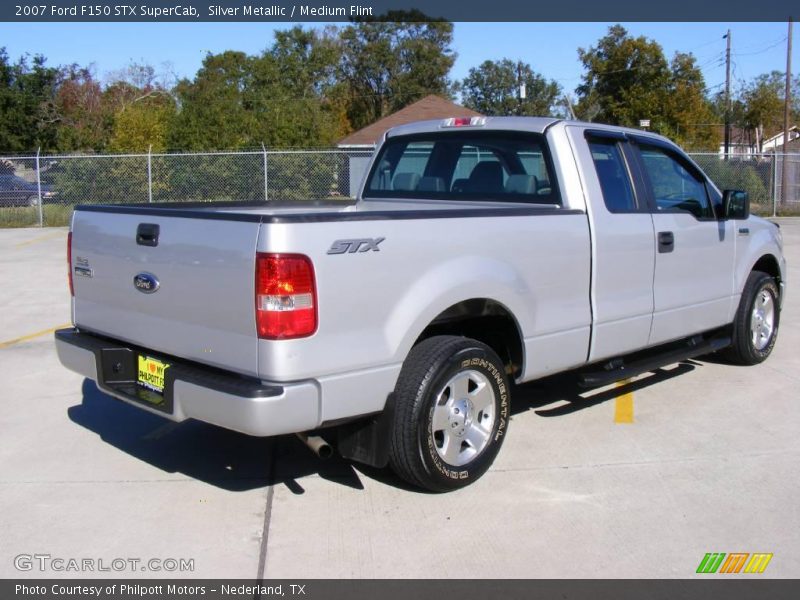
{"left": 658, "top": 231, "right": 674, "bottom": 253}
{"left": 136, "top": 223, "right": 160, "bottom": 247}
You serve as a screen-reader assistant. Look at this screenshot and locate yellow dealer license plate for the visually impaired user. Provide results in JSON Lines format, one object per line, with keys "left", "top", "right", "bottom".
{"left": 137, "top": 355, "right": 170, "bottom": 394}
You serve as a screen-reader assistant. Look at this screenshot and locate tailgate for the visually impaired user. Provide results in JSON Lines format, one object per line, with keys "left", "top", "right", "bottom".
{"left": 71, "top": 210, "right": 261, "bottom": 377}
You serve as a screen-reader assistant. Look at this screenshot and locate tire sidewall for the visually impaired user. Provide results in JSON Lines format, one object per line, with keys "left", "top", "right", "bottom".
{"left": 743, "top": 277, "right": 780, "bottom": 363}
{"left": 415, "top": 344, "right": 510, "bottom": 490}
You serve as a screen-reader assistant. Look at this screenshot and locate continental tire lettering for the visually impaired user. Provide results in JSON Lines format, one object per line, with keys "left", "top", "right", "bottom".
{"left": 427, "top": 352, "right": 507, "bottom": 478}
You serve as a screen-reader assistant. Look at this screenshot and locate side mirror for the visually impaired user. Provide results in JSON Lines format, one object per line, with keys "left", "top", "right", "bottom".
{"left": 722, "top": 190, "right": 749, "bottom": 220}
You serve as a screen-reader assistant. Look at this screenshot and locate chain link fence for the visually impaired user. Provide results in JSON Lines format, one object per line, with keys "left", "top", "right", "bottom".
{"left": 0, "top": 149, "right": 374, "bottom": 228}
{"left": 690, "top": 152, "right": 800, "bottom": 216}
{"left": 1, "top": 149, "right": 799, "bottom": 228}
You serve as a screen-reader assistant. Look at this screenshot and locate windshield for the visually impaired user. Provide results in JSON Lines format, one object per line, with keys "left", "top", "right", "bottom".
{"left": 364, "top": 131, "right": 560, "bottom": 205}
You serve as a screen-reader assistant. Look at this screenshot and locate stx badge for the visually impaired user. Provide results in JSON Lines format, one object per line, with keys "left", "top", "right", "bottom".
{"left": 327, "top": 238, "right": 385, "bottom": 255}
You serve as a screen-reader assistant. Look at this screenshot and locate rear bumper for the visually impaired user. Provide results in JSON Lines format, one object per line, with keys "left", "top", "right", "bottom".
{"left": 54, "top": 328, "right": 320, "bottom": 437}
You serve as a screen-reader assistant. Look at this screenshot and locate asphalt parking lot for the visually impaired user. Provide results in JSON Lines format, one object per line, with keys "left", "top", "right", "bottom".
{"left": 0, "top": 220, "right": 798, "bottom": 580}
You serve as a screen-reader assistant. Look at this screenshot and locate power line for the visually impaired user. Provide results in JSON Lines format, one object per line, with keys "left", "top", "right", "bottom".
{"left": 732, "top": 37, "right": 787, "bottom": 58}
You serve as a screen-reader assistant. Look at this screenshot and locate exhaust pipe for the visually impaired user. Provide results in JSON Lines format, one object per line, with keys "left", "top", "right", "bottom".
{"left": 295, "top": 432, "right": 333, "bottom": 460}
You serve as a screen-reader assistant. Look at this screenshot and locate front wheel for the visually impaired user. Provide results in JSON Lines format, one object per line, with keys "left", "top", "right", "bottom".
{"left": 723, "top": 270, "right": 780, "bottom": 365}
{"left": 388, "top": 336, "right": 510, "bottom": 492}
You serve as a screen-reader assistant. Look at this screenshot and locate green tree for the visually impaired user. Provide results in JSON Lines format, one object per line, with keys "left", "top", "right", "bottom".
{"left": 461, "top": 59, "right": 561, "bottom": 116}
{"left": 665, "top": 53, "right": 719, "bottom": 149}
{"left": 339, "top": 11, "right": 456, "bottom": 130}
{"left": 108, "top": 98, "right": 175, "bottom": 153}
{"left": 576, "top": 25, "right": 719, "bottom": 150}
{"left": 169, "top": 51, "right": 257, "bottom": 150}
{"left": 740, "top": 72, "right": 799, "bottom": 143}
{"left": 170, "top": 27, "right": 346, "bottom": 150}
{"left": 249, "top": 25, "right": 346, "bottom": 147}
{"left": 576, "top": 25, "right": 670, "bottom": 126}
{"left": 0, "top": 48, "right": 61, "bottom": 152}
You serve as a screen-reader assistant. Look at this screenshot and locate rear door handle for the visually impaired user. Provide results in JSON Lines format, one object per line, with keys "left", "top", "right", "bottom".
{"left": 658, "top": 231, "right": 674, "bottom": 253}
{"left": 136, "top": 223, "right": 160, "bottom": 247}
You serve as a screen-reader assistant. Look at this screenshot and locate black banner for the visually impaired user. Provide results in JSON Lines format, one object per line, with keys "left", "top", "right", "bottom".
{"left": 1, "top": 0, "right": 798, "bottom": 22}
{"left": 3, "top": 579, "right": 800, "bottom": 600}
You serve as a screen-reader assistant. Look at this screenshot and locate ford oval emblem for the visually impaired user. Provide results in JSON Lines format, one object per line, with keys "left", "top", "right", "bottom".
{"left": 133, "top": 272, "right": 160, "bottom": 294}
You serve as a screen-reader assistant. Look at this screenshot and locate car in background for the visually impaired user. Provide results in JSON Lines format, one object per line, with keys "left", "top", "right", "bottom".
{"left": 0, "top": 174, "right": 57, "bottom": 207}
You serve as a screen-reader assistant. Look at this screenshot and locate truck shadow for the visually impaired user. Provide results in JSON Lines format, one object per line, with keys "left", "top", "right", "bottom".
{"left": 68, "top": 379, "right": 365, "bottom": 494}
{"left": 68, "top": 361, "right": 701, "bottom": 494}
{"left": 510, "top": 360, "right": 698, "bottom": 417}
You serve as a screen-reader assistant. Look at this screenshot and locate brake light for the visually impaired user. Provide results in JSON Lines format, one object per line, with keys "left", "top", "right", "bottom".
{"left": 67, "top": 231, "right": 74, "bottom": 297}
{"left": 442, "top": 116, "right": 487, "bottom": 128}
{"left": 255, "top": 253, "right": 317, "bottom": 339}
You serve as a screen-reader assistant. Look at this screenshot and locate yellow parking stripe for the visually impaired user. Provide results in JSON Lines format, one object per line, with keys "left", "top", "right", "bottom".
{"left": 14, "top": 230, "right": 64, "bottom": 248}
{"left": 0, "top": 324, "right": 71, "bottom": 349}
{"left": 614, "top": 379, "right": 634, "bottom": 424}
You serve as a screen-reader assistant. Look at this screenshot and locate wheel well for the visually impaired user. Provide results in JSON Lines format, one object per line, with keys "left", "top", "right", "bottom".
{"left": 414, "top": 299, "right": 523, "bottom": 377}
{"left": 752, "top": 254, "right": 782, "bottom": 288}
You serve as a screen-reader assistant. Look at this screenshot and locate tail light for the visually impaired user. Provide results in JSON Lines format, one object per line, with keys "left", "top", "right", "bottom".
{"left": 67, "top": 231, "right": 74, "bottom": 297}
{"left": 255, "top": 253, "right": 317, "bottom": 339}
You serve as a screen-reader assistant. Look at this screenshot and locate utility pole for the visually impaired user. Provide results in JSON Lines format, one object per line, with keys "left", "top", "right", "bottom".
{"left": 516, "top": 62, "right": 525, "bottom": 116}
{"left": 724, "top": 29, "right": 732, "bottom": 160}
{"left": 781, "top": 19, "right": 793, "bottom": 206}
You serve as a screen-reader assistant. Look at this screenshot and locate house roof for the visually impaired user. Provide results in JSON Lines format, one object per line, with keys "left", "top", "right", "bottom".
{"left": 762, "top": 125, "right": 799, "bottom": 148}
{"left": 337, "top": 95, "right": 482, "bottom": 147}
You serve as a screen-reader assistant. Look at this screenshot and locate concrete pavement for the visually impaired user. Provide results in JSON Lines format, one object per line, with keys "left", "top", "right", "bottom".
{"left": 0, "top": 220, "right": 797, "bottom": 579}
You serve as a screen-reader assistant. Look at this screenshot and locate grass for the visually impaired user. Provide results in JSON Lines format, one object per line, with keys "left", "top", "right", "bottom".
{"left": 752, "top": 204, "right": 800, "bottom": 217}
{"left": 0, "top": 204, "right": 73, "bottom": 228}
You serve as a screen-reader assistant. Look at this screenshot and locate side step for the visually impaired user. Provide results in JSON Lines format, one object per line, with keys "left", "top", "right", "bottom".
{"left": 578, "top": 334, "right": 731, "bottom": 388}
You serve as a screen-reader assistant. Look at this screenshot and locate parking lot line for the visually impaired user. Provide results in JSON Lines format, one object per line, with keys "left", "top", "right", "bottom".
{"left": 13, "top": 230, "right": 64, "bottom": 248}
{"left": 0, "top": 324, "right": 71, "bottom": 349}
{"left": 614, "top": 380, "right": 634, "bottom": 423}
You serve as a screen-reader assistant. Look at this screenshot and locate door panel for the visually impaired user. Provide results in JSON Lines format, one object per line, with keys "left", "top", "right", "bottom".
{"left": 568, "top": 127, "right": 656, "bottom": 362}
{"left": 649, "top": 213, "right": 735, "bottom": 343}
{"left": 636, "top": 144, "right": 736, "bottom": 344}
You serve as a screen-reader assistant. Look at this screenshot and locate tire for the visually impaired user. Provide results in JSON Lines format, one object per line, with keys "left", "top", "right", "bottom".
{"left": 388, "top": 335, "right": 510, "bottom": 492}
{"left": 26, "top": 194, "right": 38, "bottom": 207}
{"left": 723, "top": 270, "right": 780, "bottom": 365}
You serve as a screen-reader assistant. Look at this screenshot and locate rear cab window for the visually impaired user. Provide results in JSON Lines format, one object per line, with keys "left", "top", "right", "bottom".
{"left": 364, "top": 131, "right": 561, "bottom": 206}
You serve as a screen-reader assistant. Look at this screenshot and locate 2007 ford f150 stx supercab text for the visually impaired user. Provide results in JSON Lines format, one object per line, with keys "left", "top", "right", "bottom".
{"left": 55, "top": 117, "right": 786, "bottom": 491}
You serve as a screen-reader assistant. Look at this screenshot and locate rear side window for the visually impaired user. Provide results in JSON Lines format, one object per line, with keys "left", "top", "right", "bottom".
{"left": 364, "top": 132, "right": 560, "bottom": 205}
{"left": 637, "top": 145, "right": 713, "bottom": 219}
{"left": 588, "top": 140, "right": 636, "bottom": 212}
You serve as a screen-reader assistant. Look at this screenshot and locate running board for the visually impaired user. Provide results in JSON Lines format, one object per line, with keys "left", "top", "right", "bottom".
{"left": 578, "top": 335, "right": 731, "bottom": 388}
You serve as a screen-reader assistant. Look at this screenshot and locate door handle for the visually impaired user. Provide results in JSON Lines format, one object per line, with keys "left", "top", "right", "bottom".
{"left": 658, "top": 231, "right": 674, "bottom": 253}
{"left": 136, "top": 223, "right": 160, "bottom": 247}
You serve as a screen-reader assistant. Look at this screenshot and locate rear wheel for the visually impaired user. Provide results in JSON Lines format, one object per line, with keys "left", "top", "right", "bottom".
{"left": 723, "top": 270, "right": 780, "bottom": 365}
{"left": 388, "top": 335, "right": 510, "bottom": 492}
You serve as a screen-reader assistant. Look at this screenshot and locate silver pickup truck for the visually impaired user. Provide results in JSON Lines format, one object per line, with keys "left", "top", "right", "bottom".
{"left": 55, "top": 117, "right": 786, "bottom": 491}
